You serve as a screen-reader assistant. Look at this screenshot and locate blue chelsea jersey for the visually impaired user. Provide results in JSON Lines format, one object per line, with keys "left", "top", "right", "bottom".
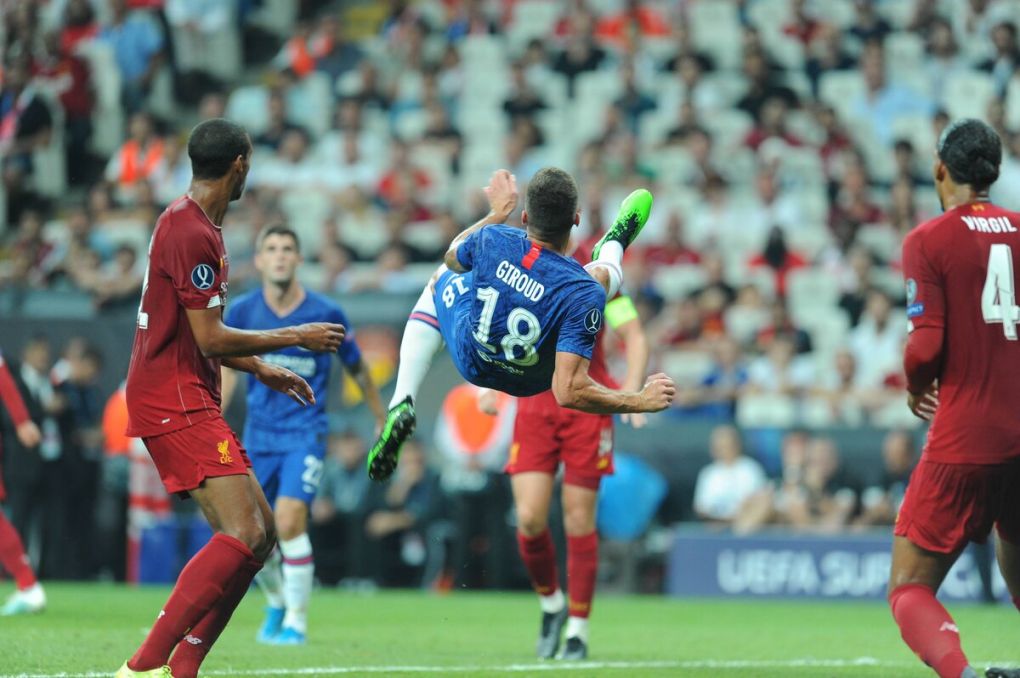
{"left": 224, "top": 289, "right": 362, "bottom": 436}
{"left": 450, "top": 224, "right": 606, "bottom": 396}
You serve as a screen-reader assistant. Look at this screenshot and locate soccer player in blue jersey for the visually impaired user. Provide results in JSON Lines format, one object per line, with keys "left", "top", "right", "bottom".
{"left": 222, "top": 225, "right": 385, "bottom": 644}
{"left": 367, "top": 167, "right": 675, "bottom": 481}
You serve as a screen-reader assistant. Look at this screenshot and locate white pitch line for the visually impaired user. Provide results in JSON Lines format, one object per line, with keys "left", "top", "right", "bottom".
{"left": 0, "top": 657, "right": 947, "bottom": 678}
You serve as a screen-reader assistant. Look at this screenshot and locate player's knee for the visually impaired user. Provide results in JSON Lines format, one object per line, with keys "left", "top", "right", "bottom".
{"left": 562, "top": 504, "right": 595, "bottom": 536}
{"left": 231, "top": 520, "right": 272, "bottom": 559}
{"left": 275, "top": 513, "right": 305, "bottom": 541}
{"left": 516, "top": 506, "right": 548, "bottom": 537}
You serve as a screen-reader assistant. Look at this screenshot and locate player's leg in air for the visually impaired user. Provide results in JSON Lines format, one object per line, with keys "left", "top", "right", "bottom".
{"left": 367, "top": 186, "right": 652, "bottom": 482}
{"left": 117, "top": 467, "right": 276, "bottom": 678}
{"left": 253, "top": 443, "right": 321, "bottom": 645}
{"left": 0, "top": 510, "right": 45, "bottom": 616}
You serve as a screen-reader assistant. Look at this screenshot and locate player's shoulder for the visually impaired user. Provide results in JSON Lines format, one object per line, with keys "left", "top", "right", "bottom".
{"left": 156, "top": 197, "right": 215, "bottom": 241}
{"left": 230, "top": 288, "right": 262, "bottom": 310}
{"left": 904, "top": 211, "right": 959, "bottom": 252}
{"left": 304, "top": 290, "right": 346, "bottom": 316}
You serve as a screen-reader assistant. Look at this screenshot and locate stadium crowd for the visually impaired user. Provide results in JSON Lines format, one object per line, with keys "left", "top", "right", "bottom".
{"left": 1, "top": 0, "right": 1020, "bottom": 588}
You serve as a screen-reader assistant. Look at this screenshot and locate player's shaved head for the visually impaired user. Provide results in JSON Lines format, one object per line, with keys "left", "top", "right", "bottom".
{"left": 525, "top": 167, "right": 579, "bottom": 243}
{"left": 937, "top": 118, "right": 1001, "bottom": 191}
{"left": 188, "top": 118, "right": 251, "bottom": 180}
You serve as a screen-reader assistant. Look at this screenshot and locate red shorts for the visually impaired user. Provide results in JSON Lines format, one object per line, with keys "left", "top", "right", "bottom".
{"left": 142, "top": 416, "right": 251, "bottom": 497}
{"left": 507, "top": 396, "right": 614, "bottom": 490}
{"left": 894, "top": 457, "right": 1020, "bottom": 554}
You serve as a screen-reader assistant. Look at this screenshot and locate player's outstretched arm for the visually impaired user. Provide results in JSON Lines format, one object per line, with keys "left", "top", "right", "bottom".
{"left": 444, "top": 169, "right": 518, "bottom": 273}
{"left": 552, "top": 351, "right": 674, "bottom": 414}
{"left": 606, "top": 296, "right": 651, "bottom": 428}
{"left": 220, "top": 356, "right": 316, "bottom": 406}
{"left": 185, "top": 307, "right": 345, "bottom": 358}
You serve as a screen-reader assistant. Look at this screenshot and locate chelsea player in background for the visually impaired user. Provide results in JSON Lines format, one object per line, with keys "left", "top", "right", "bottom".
{"left": 222, "top": 225, "right": 385, "bottom": 645}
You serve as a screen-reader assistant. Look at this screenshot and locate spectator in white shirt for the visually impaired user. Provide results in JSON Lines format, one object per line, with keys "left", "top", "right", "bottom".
{"left": 693, "top": 425, "right": 766, "bottom": 524}
{"left": 848, "top": 290, "right": 905, "bottom": 389}
{"left": 745, "top": 335, "right": 815, "bottom": 397}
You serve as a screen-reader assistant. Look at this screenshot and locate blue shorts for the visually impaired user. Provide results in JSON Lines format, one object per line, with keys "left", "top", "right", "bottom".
{"left": 431, "top": 269, "right": 476, "bottom": 381}
{"left": 246, "top": 428, "right": 326, "bottom": 506}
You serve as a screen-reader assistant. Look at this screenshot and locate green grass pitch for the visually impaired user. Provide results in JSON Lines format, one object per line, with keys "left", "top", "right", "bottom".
{"left": 1, "top": 583, "right": 1018, "bottom": 677}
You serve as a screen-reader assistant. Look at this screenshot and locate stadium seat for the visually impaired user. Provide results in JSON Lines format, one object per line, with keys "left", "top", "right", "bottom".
{"left": 787, "top": 267, "right": 840, "bottom": 305}
{"left": 689, "top": 1, "right": 743, "bottom": 71}
{"left": 856, "top": 224, "right": 901, "bottom": 263}
{"left": 890, "top": 114, "right": 935, "bottom": 159}
{"left": 225, "top": 85, "right": 271, "bottom": 137}
{"left": 871, "top": 400, "right": 924, "bottom": 429}
{"left": 247, "top": 0, "right": 297, "bottom": 37}
{"left": 723, "top": 305, "right": 770, "bottom": 346}
{"left": 1007, "top": 77, "right": 1020, "bottom": 130}
{"left": 736, "top": 393, "right": 797, "bottom": 428}
{"left": 766, "top": 35, "right": 806, "bottom": 71}
{"left": 941, "top": 71, "right": 996, "bottom": 121}
{"left": 746, "top": 0, "right": 791, "bottom": 35}
{"left": 279, "top": 189, "right": 332, "bottom": 257}
{"left": 79, "top": 40, "right": 124, "bottom": 157}
{"left": 885, "top": 32, "right": 925, "bottom": 78}
{"left": 659, "top": 349, "right": 714, "bottom": 388}
{"left": 877, "top": 0, "right": 916, "bottom": 29}
{"left": 651, "top": 265, "right": 706, "bottom": 302}
{"left": 288, "top": 73, "right": 332, "bottom": 139}
{"left": 508, "top": 1, "right": 561, "bottom": 49}
{"left": 791, "top": 307, "right": 850, "bottom": 355}
{"left": 870, "top": 267, "right": 906, "bottom": 300}
{"left": 818, "top": 71, "right": 867, "bottom": 124}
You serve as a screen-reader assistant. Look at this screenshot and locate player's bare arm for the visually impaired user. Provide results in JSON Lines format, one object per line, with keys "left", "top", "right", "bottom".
{"left": 444, "top": 169, "right": 519, "bottom": 273}
{"left": 347, "top": 358, "right": 386, "bottom": 428}
{"left": 221, "top": 356, "right": 316, "bottom": 407}
{"left": 552, "top": 351, "right": 674, "bottom": 414}
{"left": 608, "top": 297, "right": 651, "bottom": 428}
{"left": 185, "top": 306, "right": 345, "bottom": 358}
{"left": 903, "top": 324, "right": 944, "bottom": 421}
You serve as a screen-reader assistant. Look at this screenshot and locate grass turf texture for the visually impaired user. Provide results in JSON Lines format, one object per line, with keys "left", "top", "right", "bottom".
{"left": 1, "top": 583, "right": 1018, "bottom": 677}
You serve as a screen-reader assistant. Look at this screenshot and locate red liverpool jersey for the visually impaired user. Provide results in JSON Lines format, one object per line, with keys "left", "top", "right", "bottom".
{"left": 517, "top": 246, "right": 618, "bottom": 413}
{"left": 903, "top": 202, "right": 1020, "bottom": 464}
{"left": 125, "top": 196, "right": 230, "bottom": 437}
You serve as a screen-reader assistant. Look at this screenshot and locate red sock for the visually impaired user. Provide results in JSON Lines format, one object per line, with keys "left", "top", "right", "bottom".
{"left": 1012, "top": 596, "right": 1020, "bottom": 614}
{"left": 566, "top": 532, "right": 598, "bottom": 619}
{"left": 168, "top": 555, "right": 263, "bottom": 678}
{"left": 889, "top": 583, "right": 971, "bottom": 678}
{"left": 0, "top": 512, "right": 36, "bottom": 589}
{"left": 517, "top": 530, "right": 559, "bottom": 595}
{"left": 128, "top": 533, "right": 254, "bottom": 671}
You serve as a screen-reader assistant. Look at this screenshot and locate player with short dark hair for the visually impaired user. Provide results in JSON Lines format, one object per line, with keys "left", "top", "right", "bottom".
{"left": 222, "top": 223, "right": 385, "bottom": 645}
{"left": 366, "top": 167, "right": 674, "bottom": 482}
{"left": 117, "top": 118, "right": 346, "bottom": 678}
{"left": 891, "top": 118, "right": 1020, "bottom": 678}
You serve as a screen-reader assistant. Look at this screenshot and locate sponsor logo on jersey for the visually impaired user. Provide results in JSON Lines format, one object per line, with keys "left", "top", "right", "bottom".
{"left": 584, "top": 308, "right": 603, "bottom": 334}
{"left": 218, "top": 439, "right": 233, "bottom": 464}
{"left": 191, "top": 263, "right": 216, "bottom": 290}
{"left": 262, "top": 352, "right": 317, "bottom": 378}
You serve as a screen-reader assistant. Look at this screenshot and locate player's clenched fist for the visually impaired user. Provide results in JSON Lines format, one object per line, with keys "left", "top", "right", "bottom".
{"left": 639, "top": 373, "right": 676, "bottom": 412}
{"left": 296, "top": 322, "right": 346, "bottom": 352}
{"left": 484, "top": 169, "right": 519, "bottom": 220}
